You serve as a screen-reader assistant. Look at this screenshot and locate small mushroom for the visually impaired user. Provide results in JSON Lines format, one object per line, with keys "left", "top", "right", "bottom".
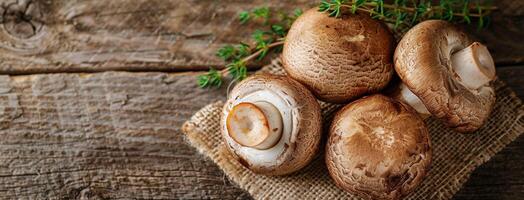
{"left": 326, "top": 94, "right": 431, "bottom": 199}
{"left": 393, "top": 20, "right": 496, "bottom": 132}
{"left": 221, "top": 74, "right": 322, "bottom": 175}
{"left": 282, "top": 8, "right": 395, "bottom": 103}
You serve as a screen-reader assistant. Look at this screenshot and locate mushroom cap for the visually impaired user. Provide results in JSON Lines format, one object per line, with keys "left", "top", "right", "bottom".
{"left": 221, "top": 74, "right": 322, "bottom": 175}
{"left": 394, "top": 20, "right": 496, "bottom": 132}
{"left": 326, "top": 94, "right": 431, "bottom": 199}
{"left": 282, "top": 8, "right": 395, "bottom": 103}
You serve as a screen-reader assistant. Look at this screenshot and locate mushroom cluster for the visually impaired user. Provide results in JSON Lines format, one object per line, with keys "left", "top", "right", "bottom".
{"left": 221, "top": 7, "right": 496, "bottom": 199}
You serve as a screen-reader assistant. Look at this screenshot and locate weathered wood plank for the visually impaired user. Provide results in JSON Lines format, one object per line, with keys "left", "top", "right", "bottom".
{"left": 0, "top": 0, "right": 313, "bottom": 74}
{"left": 0, "top": 72, "right": 251, "bottom": 199}
{"left": 496, "top": 66, "right": 524, "bottom": 100}
{"left": 0, "top": 0, "right": 522, "bottom": 74}
{"left": 464, "top": 7, "right": 524, "bottom": 65}
{"left": 0, "top": 66, "right": 521, "bottom": 199}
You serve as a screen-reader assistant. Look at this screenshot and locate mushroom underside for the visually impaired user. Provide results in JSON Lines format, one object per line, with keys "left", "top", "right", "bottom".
{"left": 221, "top": 75, "right": 322, "bottom": 175}
{"left": 394, "top": 20, "right": 496, "bottom": 132}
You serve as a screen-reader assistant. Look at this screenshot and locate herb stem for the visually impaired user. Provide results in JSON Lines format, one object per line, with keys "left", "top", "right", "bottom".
{"left": 219, "top": 40, "right": 285, "bottom": 76}
{"left": 242, "top": 41, "right": 285, "bottom": 63}
{"left": 339, "top": 3, "right": 495, "bottom": 18}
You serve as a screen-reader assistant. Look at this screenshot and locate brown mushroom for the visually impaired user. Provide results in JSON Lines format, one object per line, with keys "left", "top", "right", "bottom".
{"left": 221, "top": 74, "right": 322, "bottom": 175}
{"left": 326, "top": 94, "right": 431, "bottom": 200}
{"left": 282, "top": 8, "right": 395, "bottom": 103}
{"left": 393, "top": 20, "right": 496, "bottom": 132}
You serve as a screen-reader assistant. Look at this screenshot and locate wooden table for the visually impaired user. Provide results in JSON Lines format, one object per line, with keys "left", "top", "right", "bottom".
{"left": 0, "top": 0, "right": 521, "bottom": 199}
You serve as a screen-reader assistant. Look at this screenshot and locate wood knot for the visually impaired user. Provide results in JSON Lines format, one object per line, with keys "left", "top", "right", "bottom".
{"left": 1, "top": 0, "right": 44, "bottom": 39}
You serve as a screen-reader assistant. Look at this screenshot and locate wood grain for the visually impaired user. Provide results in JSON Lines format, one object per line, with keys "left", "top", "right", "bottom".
{"left": 0, "top": 0, "right": 313, "bottom": 74}
{"left": 0, "top": 0, "right": 521, "bottom": 199}
{"left": 0, "top": 67, "right": 520, "bottom": 199}
{"left": 0, "top": 72, "right": 249, "bottom": 199}
{"left": 0, "top": 0, "right": 522, "bottom": 74}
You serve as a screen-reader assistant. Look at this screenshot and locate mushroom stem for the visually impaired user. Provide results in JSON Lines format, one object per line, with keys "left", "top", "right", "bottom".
{"left": 398, "top": 83, "right": 431, "bottom": 116}
{"left": 451, "top": 42, "right": 496, "bottom": 90}
{"left": 226, "top": 102, "right": 283, "bottom": 150}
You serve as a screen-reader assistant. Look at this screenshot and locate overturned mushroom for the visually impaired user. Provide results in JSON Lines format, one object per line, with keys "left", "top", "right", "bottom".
{"left": 282, "top": 8, "right": 395, "bottom": 103}
{"left": 221, "top": 74, "right": 322, "bottom": 175}
{"left": 326, "top": 94, "right": 431, "bottom": 199}
{"left": 393, "top": 20, "right": 496, "bottom": 132}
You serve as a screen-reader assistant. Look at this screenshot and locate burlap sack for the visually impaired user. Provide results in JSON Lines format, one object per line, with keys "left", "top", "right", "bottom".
{"left": 182, "top": 58, "right": 524, "bottom": 199}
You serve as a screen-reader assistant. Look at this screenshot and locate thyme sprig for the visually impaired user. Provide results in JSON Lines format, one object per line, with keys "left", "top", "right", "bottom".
{"left": 198, "top": 1, "right": 496, "bottom": 88}
{"left": 198, "top": 7, "right": 301, "bottom": 88}
{"left": 319, "top": 0, "right": 497, "bottom": 30}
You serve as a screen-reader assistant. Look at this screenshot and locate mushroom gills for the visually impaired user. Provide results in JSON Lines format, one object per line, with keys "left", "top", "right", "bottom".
{"left": 398, "top": 83, "right": 431, "bottom": 115}
{"left": 226, "top": 101, "right": 283, "bottom": 150}
{"left": 451, "top": 42, "right": 496, "bottom": 90}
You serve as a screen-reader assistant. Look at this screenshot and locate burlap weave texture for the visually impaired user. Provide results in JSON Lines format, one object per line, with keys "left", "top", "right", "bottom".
{"left": 182, "top": 58, "right": 523, "bottom": 200}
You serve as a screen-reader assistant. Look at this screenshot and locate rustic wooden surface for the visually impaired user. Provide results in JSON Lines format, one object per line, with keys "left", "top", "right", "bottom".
{"left": 0, "top": 0, "right": 522, "bottom": 74}
{"left": 0, "top": 0, "right": 315, "bottom": 74}
{"left": 0, "top": 0, "right": 522, "bottom": 199}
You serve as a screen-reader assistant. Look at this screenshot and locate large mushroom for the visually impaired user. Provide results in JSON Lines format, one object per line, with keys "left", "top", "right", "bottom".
{"left": 221, "top": 74, "right": 322, "bottom": 175}
{"left": 393, "top": 20, "right": 496, "bottom": 132}
{"left": 282, "top": 8, "right": 395, "bottom": 103}
{"left": 326, "top": 94, "right": 431, "bottom": 199}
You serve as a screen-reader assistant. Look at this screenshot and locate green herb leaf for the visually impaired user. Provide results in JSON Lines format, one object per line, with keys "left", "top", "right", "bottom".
{"left": 294, "top": 8, "right": 303, "bottom": 17}
{"left": 462, "top": 1, "right": 471, "bottom": 24}
{"left": 253, "top": 7, "right": 270, "bottom": 23}
{"left": 252, "top": 30, "right": 267, "bottom": 43}
{"left": 198, "top": 68, "right": 222, "bottom": 88}
{"left": 216, "top": 45, "right": 235, "bottom": 61}
{"left": 216, "top": 43, "right": 251, "bottom": 62}
{"left": 236, "top": 43, "right": 251, "bottom": 59}
{"left": 352, "top": 0, "right": 366, "bottom": 13}
{"left": 227, "top": 61, "right": 248, "bottom": 81}
{"left": 476, "top": 2, "right": 484, "bottom": 30}
{"left": 257, "top": 48, "right": 269, "bottom": 61}
{"left": 319, "top": 0, "right": 347, "bottom": 17}
{"left": 239, "top": 11, "right": 250, "bottom": 24}
{"left": 271, "top": 25, "right": 286, "bottom": 37}
{"left": 319, "top": 0, "right": 332, "bottom": 12}
{"left": 331, "top": 0, "right": 346, "bottom": 17}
